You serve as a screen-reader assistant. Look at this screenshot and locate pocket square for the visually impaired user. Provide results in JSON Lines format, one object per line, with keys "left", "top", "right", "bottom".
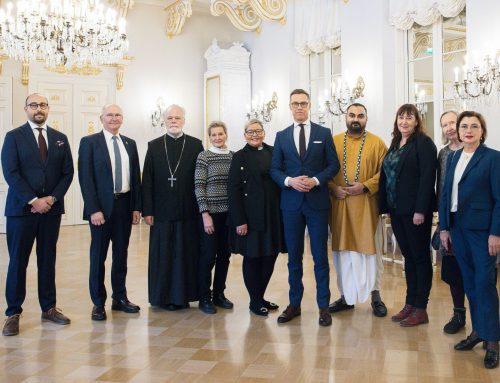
{"left": 313, "top": 141, "right": 322, "bottom": 143}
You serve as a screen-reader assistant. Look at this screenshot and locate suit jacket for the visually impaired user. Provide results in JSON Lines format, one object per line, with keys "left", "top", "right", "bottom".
{"left": 379, "top": 134, "right": 437, "bottom": 216}
{"left": 270, "top": 121, "right": 340, "bottom": 211}
{"left": 78, "top": 131, "right": 141, "bottom": 220}
{"left": 1, "top": 122, "right": 74, "bottom": 216}
{"left": 439, "top": 144, "right": 500, "bottom": 235}
{"left": 228, "top": 143, "right": 281, "bottom": 230}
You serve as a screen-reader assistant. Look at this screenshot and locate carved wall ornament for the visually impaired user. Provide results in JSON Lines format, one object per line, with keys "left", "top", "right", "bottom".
{"left": 107, "top": 0, "right": 135, "bottom": 18}
{"left": 88, "top": 121, "right": 95, "bottom": 135}
{"left": 165, "top": 0, "right": 193, "bottom": 38}
{"left": 21, "top": 61, "right": 29, "bottom": 86}
{"left": 210, "top": 0, "right": 287, "bottom": 33}
{"left": 45, "top": 65, "right": 103, "bottom": 76}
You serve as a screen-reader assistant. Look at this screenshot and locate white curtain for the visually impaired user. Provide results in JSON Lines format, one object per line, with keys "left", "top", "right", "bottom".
{"left": 389, "top": 0, "right": 466, "bottom": 30}
{"left": 294, "top": 0, "right": 341, "bottom": 55}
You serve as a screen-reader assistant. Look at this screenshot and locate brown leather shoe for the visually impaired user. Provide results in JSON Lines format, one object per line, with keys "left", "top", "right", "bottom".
{"left": 400, "top": 308, "right": 429, "bottom": 327}
{"left": 319, "top": 308, "right": 332, "bottom": 327}
{"left": 2, "top": 314, "right": 21, "bottom": 336}
{"left": 277, "top": 305, "right": 301, "bottom": 324}
{"left": 391, "top": 304, "right": 414, "bottom": 322}
{"left": 41, "top": 307, "right": 70, "bottom": 325}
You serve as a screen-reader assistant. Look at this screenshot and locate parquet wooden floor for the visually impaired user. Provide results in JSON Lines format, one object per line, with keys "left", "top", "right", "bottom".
{"left": 1, "top": 224, "right": 499, "bottom": 382}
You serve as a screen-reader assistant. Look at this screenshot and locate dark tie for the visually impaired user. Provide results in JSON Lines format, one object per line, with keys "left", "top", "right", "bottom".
{"left": 299, "top": 123, "right": 306, "bottom": 159}
{"left": 112, "top": 136, "right": 122, "bottom": 193}
{"left": 35, "top": 128, "right": 48, "bottom": 162}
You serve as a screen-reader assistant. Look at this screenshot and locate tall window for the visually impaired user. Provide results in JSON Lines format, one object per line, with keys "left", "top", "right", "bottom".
{"left": 308, "top": 47, "right": 342, "bottom": 132}
{"left": 406, "top": 9, "right": 466, "bottom": 144}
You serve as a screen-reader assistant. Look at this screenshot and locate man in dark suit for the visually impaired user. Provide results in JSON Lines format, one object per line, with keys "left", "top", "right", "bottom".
{"left": 270, "top": 89, "right": 340, "bottom": 326}
{"left": 1, "top": 93, "right": 74, "bottom": 336}
{"left": 78, "top": 104, "right": 141, "bottom": 321}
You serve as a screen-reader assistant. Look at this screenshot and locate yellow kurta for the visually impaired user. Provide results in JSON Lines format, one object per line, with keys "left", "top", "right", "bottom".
{"left": 329, "top": 131, "right": 388, "bottom": 255}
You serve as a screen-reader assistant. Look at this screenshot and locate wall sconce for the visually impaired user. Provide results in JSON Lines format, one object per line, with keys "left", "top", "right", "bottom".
{"left": 454, "top": 52, "right": 500, "bottom": 105}
{"left": 246, "top": 91, "right": 278, "bottom": 122}
{"left": 414, "top": 84, "right": 427, "bottom": 117}
{"left": 324, "top": 76, "right": 365, "bottom": 116}
{"left": 151, "top": 97, "right": 166, "bottom": 129}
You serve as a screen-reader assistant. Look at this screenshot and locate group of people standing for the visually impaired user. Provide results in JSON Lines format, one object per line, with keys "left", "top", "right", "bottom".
{"left": 1, "top": 91, "right": 499, "bottom": 370}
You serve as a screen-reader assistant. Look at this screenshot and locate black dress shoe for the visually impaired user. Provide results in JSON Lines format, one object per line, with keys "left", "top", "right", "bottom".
{"left": 263, "top": 300, "right": 279, "bottom": 311}
{"left": 249, "top": 302, "right": 268, "bottom": 317}
{"left": 213, "top": 293, "right": 234, "bottom": 309}
{"left": 454, "top": 334, "right": 483, "bottom": 351}
{"left": 328, "top": 298, "right": 354, "bottom": 313}
{"left": 277, "top": 305, "right": 301, "bottom": 324}
{"left": 371, "top": 300, "right": 388, "bottom": 317}
{"left": 162, "top": 303, "right": 190, "bottom": 311}
{"left": 111, "top": 299, "right": 140, "bottom": 313}
{"left": 199, "top": 298, "right": 217, "bottom": 314}
{"left": 319, "top": 308, "right": 332, "bottom": 327}
{"left": 484, "top": 349, "right": 499, "bottom": 369}
{"left": 92, "top": 305, "right": 107, "bottom": 321}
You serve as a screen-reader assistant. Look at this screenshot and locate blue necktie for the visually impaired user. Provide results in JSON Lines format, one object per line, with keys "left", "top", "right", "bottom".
{"left": 112, "top": 136, "right": 122, "bottom": 193}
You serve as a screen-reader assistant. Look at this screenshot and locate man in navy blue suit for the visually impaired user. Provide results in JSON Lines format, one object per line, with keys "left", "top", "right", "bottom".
{"left": 78, "top": 104, "right": 141, "bottom": 321}
{"left": 271, "top": 89, "right": 340, "bottom": 326}
{"left": 1, "top": 93, "right": 74, "bottom": 336}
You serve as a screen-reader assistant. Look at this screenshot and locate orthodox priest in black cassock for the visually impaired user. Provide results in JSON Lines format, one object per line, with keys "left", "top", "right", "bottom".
{"left": 142, "top": 106, "right": 203, "bottom": 308}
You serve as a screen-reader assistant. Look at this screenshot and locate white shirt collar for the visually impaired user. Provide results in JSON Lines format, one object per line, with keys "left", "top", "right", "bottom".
{"left": 28, "top": 120, "right": 47, "bottom": 130}
{"left": 209, "top": 146, "right": 230, "bottom": 154}
{"left": 103, "top": 129, "right": 121, "bottom": 141}
{"left": 294, "top": 120, "right": 310, "bottom": 128}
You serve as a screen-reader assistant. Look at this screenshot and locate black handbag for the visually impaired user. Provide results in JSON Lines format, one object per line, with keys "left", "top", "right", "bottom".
{"left": 431, "top": 228, "right": 441, "bottom": 251}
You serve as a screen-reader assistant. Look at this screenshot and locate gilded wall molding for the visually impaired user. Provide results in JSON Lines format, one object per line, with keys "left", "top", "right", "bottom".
{"left": 107, "top": 0, "right": 135, "bottom": 18}
{"left": 164, "top": 0, "right": 193, "bottom": 38}
{"left": 210, "top": 0, "right": 287, "bottom": 33}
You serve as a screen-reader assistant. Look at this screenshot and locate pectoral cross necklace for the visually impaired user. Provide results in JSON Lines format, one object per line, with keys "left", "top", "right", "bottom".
{"left": 164, "top": 134, "right": 186, "bottom": 187}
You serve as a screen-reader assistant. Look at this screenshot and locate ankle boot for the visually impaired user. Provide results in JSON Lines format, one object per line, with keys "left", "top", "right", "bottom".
{"left": 400, "top": 308, "right": 429, "bottom": 327}
{"left": 443, "top": 307, "right": 466, "bottom": 334}
{"left": 391, "top": 304, "right": 414, "bottom": 322}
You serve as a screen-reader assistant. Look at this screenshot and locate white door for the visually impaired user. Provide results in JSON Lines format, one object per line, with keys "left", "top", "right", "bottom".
{"left": 0, "top": 76, "right": 13, "bottom": 233}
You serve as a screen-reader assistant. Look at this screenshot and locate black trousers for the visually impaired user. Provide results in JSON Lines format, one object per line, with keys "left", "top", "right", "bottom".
{"left": 390, "top": 212, "right": 433, "bottom": 309}
{"left": 89, "top": 194, "right": 132, "bottom": 306}
{"left": 242, "top": 254, "right": 278, "bottom": 307}
{"left": 198, "top": 212, "right": 231, "bottom": 299}
{"left": 5, "top": 214, "right": 61, "bottom": 316}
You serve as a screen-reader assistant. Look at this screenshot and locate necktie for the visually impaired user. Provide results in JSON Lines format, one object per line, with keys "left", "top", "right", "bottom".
{"left": 112, "top": 136, "right": 122, "bottom": 193}
{"left": 35, "top": 128, "right": 48, "bottom": 162}
{"left": 299, "top": 123, "right": 306, "bottom": 159}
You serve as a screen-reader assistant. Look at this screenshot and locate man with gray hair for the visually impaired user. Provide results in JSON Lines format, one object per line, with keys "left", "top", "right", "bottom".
{"left": 142, "top": 104, "right": 204, "bottom": 310}
{"left": 78, "top": 104, "right": 142, "bottom": 321}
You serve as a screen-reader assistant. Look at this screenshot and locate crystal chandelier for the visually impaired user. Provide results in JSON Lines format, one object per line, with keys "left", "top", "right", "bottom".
{"left": 151, "top": 97, "right": 166, "bottom": 130}
{"left": 246, "top": 91, "right": 278, "bottom": 123}
{"left": 323, "top": 76, "right": 365, "bottom": 116}
{"left": 0, "top": 0, "right": 129, "bottom": 68}
{"left": 453, "top": 53, "right": 500, "bottom": 105}
{"left": 414, "top": 83, "right": 427, "bottom": 118}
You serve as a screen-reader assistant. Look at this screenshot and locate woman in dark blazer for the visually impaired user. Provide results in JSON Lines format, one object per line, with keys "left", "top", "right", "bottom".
{"left": 439, "top": 111, "right": 500, "bottom": 369}
{"left": 379, "top": 103, "right": 437, "bottom": 327}
{"left": 228, "top": 118, "right": 286, "bottom": 316}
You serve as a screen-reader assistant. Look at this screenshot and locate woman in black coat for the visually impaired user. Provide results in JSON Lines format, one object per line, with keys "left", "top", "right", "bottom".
{"left": 228, "top": 119, "right": 286, "bottom": 316}
{"left": 379, "top": 104, "right": 437, "bottom": 327}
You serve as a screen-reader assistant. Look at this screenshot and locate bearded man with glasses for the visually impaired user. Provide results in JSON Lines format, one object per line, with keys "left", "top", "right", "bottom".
{"left": 1, "top": 93, "right": 74, "bottom": 336}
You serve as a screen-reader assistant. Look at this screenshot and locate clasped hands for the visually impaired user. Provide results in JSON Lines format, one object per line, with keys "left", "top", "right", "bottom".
{"left": 30, "top": 196, "right": 55, "bottom": 214}
{"left": 330, "top": 182, "right": 365, "bottom": 199}
{"left": 288, "top": 176, "right": 317, "bottom": 192}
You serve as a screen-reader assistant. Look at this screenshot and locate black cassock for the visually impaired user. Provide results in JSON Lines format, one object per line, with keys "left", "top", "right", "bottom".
{"left": 142, "top": 133, "right": 203, "bottom": 306}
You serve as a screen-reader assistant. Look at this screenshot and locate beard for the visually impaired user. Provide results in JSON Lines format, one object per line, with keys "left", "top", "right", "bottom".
{"left": 347, "top": 122, "right": 364, "bottom": 134}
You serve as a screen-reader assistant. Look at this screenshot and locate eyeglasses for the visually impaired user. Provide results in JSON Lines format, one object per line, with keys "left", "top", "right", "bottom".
{"left": 104, "top": 113, "right": 123, "bottom": 119}
{"left": 290, "top": 102, "right": 309, "bottom": 109}
{"left": 245, "top": 129, "right": 264, "bottom": 136}
{"left": 26, "top": 103, "right": 49, "bottom": 110}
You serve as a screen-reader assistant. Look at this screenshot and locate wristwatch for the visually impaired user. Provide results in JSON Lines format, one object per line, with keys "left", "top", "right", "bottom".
{"left": 362, "top": 185, "right": 369, "bottom": 193}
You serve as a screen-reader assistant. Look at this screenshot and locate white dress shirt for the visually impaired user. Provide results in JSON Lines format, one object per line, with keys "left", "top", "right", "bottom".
{"left": 28, "top": 120, "right": 49, "bottom": 149}
{"left": 284, "top": 120, "right": 320, "bottom": 187}
{"left": 103, "top": 130, "right": 130, "bottom": 193}
{"left": 450, "top": 150, "right": 474, "bottom": 212}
